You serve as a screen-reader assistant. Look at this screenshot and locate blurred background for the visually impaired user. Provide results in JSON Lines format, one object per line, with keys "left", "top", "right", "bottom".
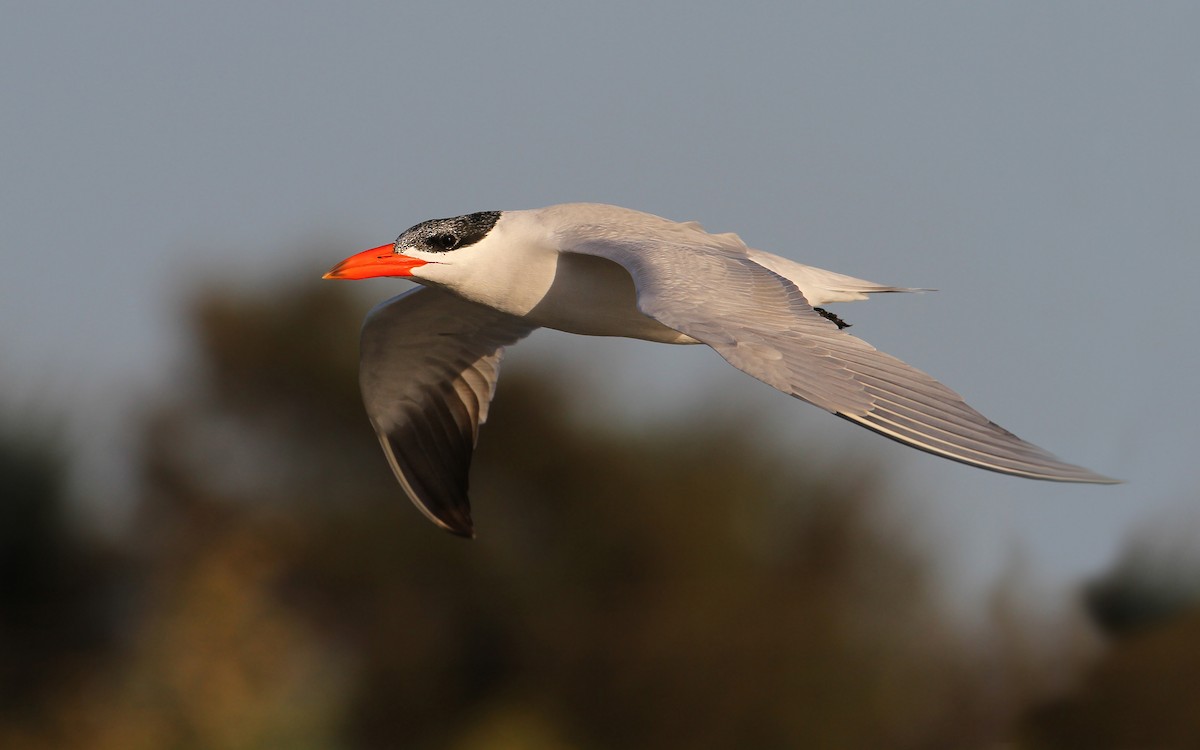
{"left": 2, "top": 3, "right": 1199, "bottom": 748}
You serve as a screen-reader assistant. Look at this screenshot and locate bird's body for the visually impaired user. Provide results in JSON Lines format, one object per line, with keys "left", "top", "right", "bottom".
{"left": 407, "top": 204, "right": 909, "bottom": 341}
{"left": 326, "top": 203, "right": 1116, "bottom": 536}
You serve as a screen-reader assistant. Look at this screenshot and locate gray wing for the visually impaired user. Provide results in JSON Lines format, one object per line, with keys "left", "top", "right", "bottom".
{"left": 571, "top": 237, "right": 1117, "bottom": 484}
{"left": 359, "top": 286, "right": 537, "bottom": 536}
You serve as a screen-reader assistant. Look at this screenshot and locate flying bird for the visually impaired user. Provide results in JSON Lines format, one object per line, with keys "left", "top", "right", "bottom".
{"left": 324, "top": 203, "right": 1115, "bottom": 536}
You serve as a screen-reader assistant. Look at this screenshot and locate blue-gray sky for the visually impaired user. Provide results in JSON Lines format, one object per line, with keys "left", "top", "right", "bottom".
{"left": 3, "top": 2, "right": 1197, "bottom": 597}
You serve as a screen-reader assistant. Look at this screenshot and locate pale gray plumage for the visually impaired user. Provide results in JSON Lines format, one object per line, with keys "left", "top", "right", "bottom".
{"left": 565, "top": 234, "right": 1109, "bottom": 483}
{"left": 333, "top": 203, "right": 1116, "bottom": 537}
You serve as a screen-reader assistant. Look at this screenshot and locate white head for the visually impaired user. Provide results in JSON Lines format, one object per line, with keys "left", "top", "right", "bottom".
{"left": 323, "top": 210, "right": 503, "bottom": 282}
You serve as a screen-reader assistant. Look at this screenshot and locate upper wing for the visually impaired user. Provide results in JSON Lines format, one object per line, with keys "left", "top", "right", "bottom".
{"left": 359, "top": 286, "right": 537, "bottom": 536}
{"left": 569, "top": 235, "right": 1116, "bottom": 484}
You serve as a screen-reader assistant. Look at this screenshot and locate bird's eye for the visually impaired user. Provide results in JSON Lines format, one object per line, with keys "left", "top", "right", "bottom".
{"left": 434, "top": 233, "right": 460, "bottom": 250}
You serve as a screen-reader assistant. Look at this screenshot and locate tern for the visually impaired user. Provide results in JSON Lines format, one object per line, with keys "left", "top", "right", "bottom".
{"left": 324, "top": 203, "right": 1116, "bottom": 536}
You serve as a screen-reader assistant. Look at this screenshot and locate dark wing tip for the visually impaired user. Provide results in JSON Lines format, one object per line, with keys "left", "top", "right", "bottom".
{"left": 374, "top": 424, "right": 479, "bottom": 538}
{"left": 434, "top": 509, "right": 477, "bottom": 539}
{"left": 395, "top": 465, "right": 478, "bottom": 538}
{"left": 443, "top": 523, "right": 477, "bottom": 539}
{"left": 404, "top": 477, "right": 476, "bottom": 537}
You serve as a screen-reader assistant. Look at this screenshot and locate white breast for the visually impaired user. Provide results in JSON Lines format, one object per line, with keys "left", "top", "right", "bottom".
{"left": 524, "top": 251, "right": 698, "bottom": 343}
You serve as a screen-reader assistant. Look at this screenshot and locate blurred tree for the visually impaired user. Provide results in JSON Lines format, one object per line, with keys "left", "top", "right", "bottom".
{"left": 1018, "top": 610, "right": 1200, "bottom": 749}
{"left": 1084, "top": 519, "right": 1200, "bottom": 638}
{"left": 0, "top": 422, "right": 120, "bottom": 737}
{"left": 1017, "top": 523, "right": 1200, "bottom": 749}
{"left": 122, "top": 278, "right": 1005, "bottom": 749}
{"left": 1, "top": 274, "right": 1128, "bottom": 749}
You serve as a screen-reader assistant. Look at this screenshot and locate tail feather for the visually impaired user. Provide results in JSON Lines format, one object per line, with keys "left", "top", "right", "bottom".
{"left": 746, "top": 248, "right": 931, "bottom": 306}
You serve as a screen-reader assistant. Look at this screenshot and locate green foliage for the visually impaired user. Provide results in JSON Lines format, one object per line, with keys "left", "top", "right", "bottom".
{"left": 0, "top": 425, "right": 118, "bottom": 726}
{"left": 1019, "top": 609, "right": 1200, "bottom": 749}
{"left": 1084, "top": 525, "right": 1200, "bottom": 638}
{"left": 3, "top": 276, "right": 1197, "bottom": 749}
{"left": 148, "top": 280, "right": 973, "bottom": 748}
